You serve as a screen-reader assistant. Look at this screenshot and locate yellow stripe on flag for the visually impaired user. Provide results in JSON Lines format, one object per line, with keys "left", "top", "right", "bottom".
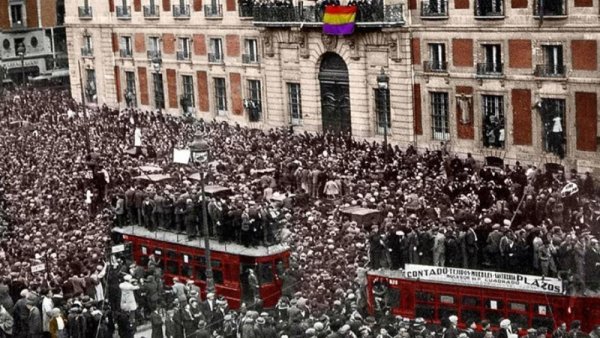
{"left": 322, "top": 12, "right": 356, "bottom": 25}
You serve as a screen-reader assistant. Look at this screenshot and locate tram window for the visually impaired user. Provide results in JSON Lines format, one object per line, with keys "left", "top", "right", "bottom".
{"left": 182, "top": 265, "right": 193, "bottom": 278}
{"left": 211, "top": 260, "right": 221, "bottom": 268}
{"left": 416, "top": 291, "right": 435, "bottom": 302}
{"left": 509, "top": 302, "right": 528, "bottom": 312}
{"left": 386, "top": 289, "right": 401, "bottom": 308}
{"left": 508, "top": 313, "right": 528, "bottom": 328}
{"left": 167, "top": 250, "right": 180, "bottom": 259}
{"left": 485, "top": 299, "right": 503, "bottom": 310}
{"left": 195, "top": 267, "right": 206, "bottom": 281}
{"left": 462, "top": 296, "right": 480, "bottom": 307}
{"left": 440, "top": 295, "right": 455, "bottom": 304}
{"left": 166, "top": 261, "right": 179, "bottom": 275}
{"left": 140, "top": 254, "right": 150, "bottom": 267}
{"left": 439, "top": 307, "right": 458, "bottom": 321}
{"left": 196, "top": 256, "right": 206, "bottom": 265}
{"left": 213, "top": 270, "right": 224, "bottom": 284}
{"left": 259, "top": 263, "right": 274, "bottom": 284}
{"left": 461, "top": 309, "right": 481, "bottom": 324}
{"left": 415, "top": 305, "right": 435, "bottom": 320}
{"left": 485, "top": 311, "right": 503, "bottom": 325}
{"left": 532, "top": 317, "right": 554, "bottom": 329}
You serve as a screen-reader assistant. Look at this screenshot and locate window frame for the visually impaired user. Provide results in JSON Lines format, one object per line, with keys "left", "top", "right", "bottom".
{"left": 214, "top": 77, "right": 227, "bottom": 113}
{"left": 430, "top": 91, "right": 450, "bottom": 141}
{"left": 287, "top": 83, "right": 302, "bottom": 125}
{"left": 244, "top": 38, "right": 259, "bottom": 63}
{"left": 181, "top": 74, "right": 195, "bottom": 108}
{"left": 482, "top": 94, "right": 505, "bottom": 149}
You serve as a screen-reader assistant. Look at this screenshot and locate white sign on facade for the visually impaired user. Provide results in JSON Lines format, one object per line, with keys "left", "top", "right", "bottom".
{"left": 403, "top": 264, "right": 563, "bottom": 294}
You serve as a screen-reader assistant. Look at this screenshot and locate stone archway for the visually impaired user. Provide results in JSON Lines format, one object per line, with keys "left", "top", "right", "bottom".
{"left": 318, "top": 52, "right": 351, "bottom": 134}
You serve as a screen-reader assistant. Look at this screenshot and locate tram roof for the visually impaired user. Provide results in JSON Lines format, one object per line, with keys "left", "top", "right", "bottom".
{"left": 113, "top": 225, "right": 289, "bottom": 258}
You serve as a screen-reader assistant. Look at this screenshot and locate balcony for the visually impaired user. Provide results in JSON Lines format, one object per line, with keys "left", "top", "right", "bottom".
{"left": 476, "top": 62, "right": 503, "bottom": 77}
{"left": 423, "top": 61, "right": 447, "bottom": 73}
{"left": 81, "top": 47, "right": 94, "bottom": 57}
{"left": 116, "top": 5, "right": 131, "bottom": 18}
{"left": 474, "top": 0, "right": 503, "bottom": 18}
{"left": 78, "top": 6, "right": 93, "bottom": 19}
{"left": 147, "top": 50, "right": 162, "bottom": 61}
{"left": 208, "top": 53, "right": 223, "bottom": 63}
{"left": 239, "top": 2, "right": 253, "bottom": 17}
{"left": 120, "top": 49, "right": 133, "bottom": 58}
{"left": 204, "top": 4, "right": 223, "bottom": 17}
{"left": 252, "top": 3, "right": 404, "bottom": 28}
{"left": 176, "top": 51, "right": 191, "bottom": 61}
{"left": 534, "top": 64, "right": 565, "bottom": 78}
{"left": 421, "top": 1, "right": 448, "bottom": 18}
{"left": 173, "top": 4, "right": 190, "bottom": 18}
{"left": 533, "top": 0, "right": 566, "bottom": 18}
{"left": 242, "top": 54, "right": 260, "bottom": 64}
{"left": 143, "top": 5, "right": 160, "bottom": 18}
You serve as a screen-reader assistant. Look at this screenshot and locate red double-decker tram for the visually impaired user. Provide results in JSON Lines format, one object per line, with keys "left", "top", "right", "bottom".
{"left": 112, "top": 225, "right": 290, "bottom": 309}
{"left": 366, "top": 265, "right": 600, "bottom": 332}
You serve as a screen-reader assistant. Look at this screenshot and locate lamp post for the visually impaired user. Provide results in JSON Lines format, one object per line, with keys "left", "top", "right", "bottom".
{"left": 189, "top": 132, "right": 215, "bottom": 294}
{"left": 17, "top": 43, "right": 26, "bottom": 85}
{"left": 377, "top": 67, "right": 389, "bottom": 163}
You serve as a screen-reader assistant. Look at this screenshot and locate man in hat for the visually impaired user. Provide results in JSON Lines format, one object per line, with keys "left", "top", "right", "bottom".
{"left": 443, "top": 315, "right": 459, "bottom": 338}
{"left": 26, "top": 293, "right": 42, "bottom": 338}
{"left": 13, "top": 289, "right": 30, "bottom": 338}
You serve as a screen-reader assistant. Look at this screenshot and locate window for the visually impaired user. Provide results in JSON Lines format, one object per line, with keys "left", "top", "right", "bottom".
{"left": 243, "top": 39, "right": 259, "bottom": 63}
{"left": 10, "top": 4, "right": 23, "bottom": 27}
{"left": 120, "top": 36, "right": 132, "bottom": 57}
{"left": 246, "top": 79, "right": 262, "bottom": 122}
{"left": 416, "top": 291, "right": 435, "bottom": 302}
{"left": 427, "top": 43, "right": 446, "bottom": 72}
{"left": 462, "top": 296, "right": 480, "bottom": 307}
{"left": 85, "top": 69, "right": 97, "bottom": 103}
{"left": 14, "top": 38, "right": 24, "bottom": 57}
{"left": 125, "top": 71, "right": 137, "bottom": 107}
{"left": 209, "top": 38, "right": 223, "bottom": 63}
{"left": 149, "top": 36, "right": 161, "bottom": 55}
{"left": 182, "top": 75, "right": 194, "bottom": 108}
{"left": 538, "top": 45, "right": 564, "bottom": 76}
{"left": 177, "top": 37, "right": 191, "bottom": 60}
{"left": 535, "top": 0, "right": 565, "bottom": 17}
{"left": 478, "top": 44, "right": 502, "bottom": 75}
{"left": 288, "top": 83, "right": 302, "bottom": 125}
{"left": 440, "top": 295, "right": 455, "bottom": 304}
{"left": 475, "top": 0, "right": 503, "bottom": 16}
{"left": 416, "top": 305, "right": 435, "bottom": 320}
{"left": 461, "top": 309, "right": 481, "bottom": 323}
{"left": 259, "top": 263, "right": 273, "bottom": 284}
{"left": 166, "top": 260, "right": 179, "bottom": 274}
{"left": 374, "top": 87, "right": 391, "bottom": 132}
{"left": 484, "top": 299, "right": 503, "bottom": 325}
{"left": 540, "top": 98, "right": 566, "bottom": 158}
{"left": 82, "top": 35, "right": 93, "bottom": 57}
{"left": 431, "top": 92, "right": 449, "bottom": 140}
{"left": 214, "top": 77, "right": 227, "bottom": 113}
{"left": 482, "top": 95, "right": 504, "bottom": 148}
{"left": 153, "top": 73, "right": 165, "bottom": 109}
{"left": 182, "top": 264, "right": 193, "bottom": 278}
{"left": 422, "top": 0, "right": 447, "bottom": 16}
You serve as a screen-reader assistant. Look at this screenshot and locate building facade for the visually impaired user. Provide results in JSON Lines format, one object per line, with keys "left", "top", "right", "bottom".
{"left": 65, "top": 0, "right": 600, "bottom": 173}
{"left": 0, "top": 0, "right": 66, "bottom": 83}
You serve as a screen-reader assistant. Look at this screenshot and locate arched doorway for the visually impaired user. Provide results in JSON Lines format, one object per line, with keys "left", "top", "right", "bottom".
{"left": 319, "top": 53, "right": 351, "bottom": 134}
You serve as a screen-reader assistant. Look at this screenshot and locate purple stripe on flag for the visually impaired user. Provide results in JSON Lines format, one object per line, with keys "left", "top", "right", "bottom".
{"left": 323, "top": 22, "right": 355, "bottom": 36}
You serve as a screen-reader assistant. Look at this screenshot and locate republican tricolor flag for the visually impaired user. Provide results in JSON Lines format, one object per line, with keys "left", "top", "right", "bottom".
{"left": 322, "top": 5, "right": 357, "bottom": 36}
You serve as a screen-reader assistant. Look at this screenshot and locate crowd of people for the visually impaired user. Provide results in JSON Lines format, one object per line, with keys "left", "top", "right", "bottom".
{"left": 0, "top": 87, "right": 599, "bottom": 337}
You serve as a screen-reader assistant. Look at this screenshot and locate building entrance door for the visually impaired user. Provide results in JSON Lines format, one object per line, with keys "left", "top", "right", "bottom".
{"left": 319, "top": 53, "right": 351, "bottom": 134}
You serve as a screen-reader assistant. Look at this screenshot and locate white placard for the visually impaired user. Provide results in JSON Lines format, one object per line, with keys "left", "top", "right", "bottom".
{"left": 142, "top": 247, "right": 147, "bottom": 255}
{"left": 134, "top": 127, "right": 142, "bottom": 147}
{"left": 184, "top": 255, "right": 189, "bottom": 263}
{"left": 31, "top": 264, "right": 46, "bottom": 273}
{"left": 403, "top": 264, "right": 563, "bottom": 294}
{"left": 539, "top": 305, "right": 546, "bottom": 315}
{"left": 490, "top": 300, "right": 498, "bottom": 310}
{"left": 111, "top": 244, "right": 126, "bottom": 254}
{"left": 173, "top": 149, "right": 191, "bottom": 164}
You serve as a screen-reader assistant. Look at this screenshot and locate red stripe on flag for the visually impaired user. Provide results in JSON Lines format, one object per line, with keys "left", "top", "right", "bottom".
{"left": 324, "top": 5, "right": 357, "bottom": 15}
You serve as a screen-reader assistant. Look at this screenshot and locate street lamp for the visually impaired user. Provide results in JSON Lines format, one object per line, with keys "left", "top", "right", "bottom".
{"left": 189, "top": 132, "right": 215, "bottom": 294}
{"left": 17, "top": 43, "right": 26, "bottom": 85}
{"left": 377, "top": 67, "right": 389, "bottom": 162}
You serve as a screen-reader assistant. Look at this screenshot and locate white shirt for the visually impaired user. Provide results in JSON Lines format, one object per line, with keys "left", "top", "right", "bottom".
{"left": 552, "top": 117, "right": 563, "bottom": 132}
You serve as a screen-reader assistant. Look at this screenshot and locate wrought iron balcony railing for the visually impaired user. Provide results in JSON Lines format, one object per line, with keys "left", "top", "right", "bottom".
{"left": 421, "top": 1, "right": 447, "bottom": 18}
{"left": 120, "top": 49, "right": 133, "bottom": 58}
{"left": 242, "top": 54, "right": 260, "bottom": 64}
{"left": 476, "top": 62, "right": 503, "bottom": 76}
{"left": 173, "top": 4, "right": 190, "bottom": 17}
{"left": 176, "top": 51, "right": 191, "bottom": 60}
{"left": 533, "top": 0, "right": 566, "bottom": 17}
{"left": 204, "top": 4, "right": 223, "bottom": 17}
{"left": 423, "top": 61, "right": 448, "bottom": 73}
{"left": 78, "top": 6, "right": 93, "bottom": 18}
{"left": 147, "top": 50, "right": 162, "bottom": 60}
{"left": 534, "top": 64, "right": 565, "bottom": 77}
{"left": 143, "top": 5, "right": 160, "bottom": 17}
{"left": 208, "top": 53, "right": 223, "bottom": 63}
{"left": 251, "top": 3, "right": 404, "bottom": 26}
{"left": 474, "top": 0, "right": 503, "bottom": 17}
{"left": 116, "top": 5, "right": 131, "bottom": 18}
{"left": 81, "top": 47, "right": 94, "bottom": 57}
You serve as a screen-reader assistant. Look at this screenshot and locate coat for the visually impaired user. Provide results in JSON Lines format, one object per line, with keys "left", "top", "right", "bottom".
{"left": 28, "top": 307, "right": 43, "bottom": 338}
{"left": 150, "top": 311, "right": 164, "bottom": 338}
{"left": 48, "top": 316, "right": 66, "bottom": 338}
{"left": 119, "top": 281, "right": 140, "bottom": 312}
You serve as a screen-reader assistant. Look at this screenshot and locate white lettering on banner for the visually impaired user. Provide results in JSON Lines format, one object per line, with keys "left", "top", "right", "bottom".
{"left": 403, "top": 264, "right": 563, "bottom": 294}
{"left": 3, "top": 60, "right": 40, "bottom": 69}
{"left": 31, "top": 264, "right": 46, "bottom": 273}
{"left": 111, "top": 244, "right": 125, "bottom": 253}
